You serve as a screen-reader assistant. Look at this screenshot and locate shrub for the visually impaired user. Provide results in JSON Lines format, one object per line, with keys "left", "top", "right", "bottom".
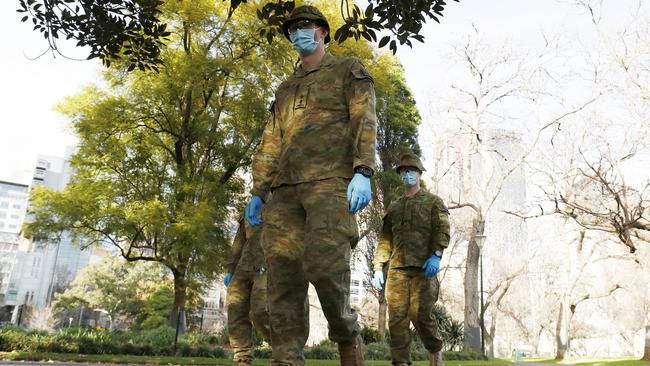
{"left": 78, "top": 338, "right": 102, "bottom": 354}
{"left": 135, "top": 325, "right": 175, "bottom": 349}
{"left": 190, "top": 344, "right": 213, "bottom": 357}
{"left": 120, "top": 342, "right": 144, "bottom": 356}
{"left": 214, "top": 326, "right": 229, "bottom": 345}
{"left": 177, "top": 342, "right": 192, "bottom": 357}
{"left": 254, "top": 346, "right": 272, "bottom": 359}
{"left": 443, "top": 351, "right": 487, "bottom": 361}
{"left": 213, "top": 346, "right": 232, "bottom": 359}
{"left": 360, "top": 326, "right": 383, "bottom": 344}
{"left": 304, "top": 340, "right": 338, "bottom": 359}
{"left": 157, "top": 345, "right": 175, "bottom": 356}
{"left": 0, "top": 326, "right": 32, "bottom": 352}
{"left": 180, "top": 331, "right": 211, "bottom": 347}
{"left": 363, "top": 342, "right": 391, "bottom": 360}
{"left": 207, "top": 335, "right": 219, "bottom": 345}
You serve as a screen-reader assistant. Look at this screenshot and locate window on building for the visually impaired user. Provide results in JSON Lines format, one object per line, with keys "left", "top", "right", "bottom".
{"left": 0, "top": 202, "right": 8, "bottom": 209}
{"left": 12, "top": 204, "right": 21, "bottom": 210}
{"left": 0, "top": 222, "right": 4, "bottom": 229}
{"left": 0, "top": 212, "right": 6, "bottom": 219}
{"left": 350, "top": 288, "right": 359, "bottom": 295}
{"left": 351, "top": 280, "right": 360, "bottom": 287}
{"left": 10, "top": 214, "right": 19, "bottom": 219}
{"left": 351, "top": 296, "right": 359, "bottom": 304}
{"left": 8, "top": 224, "right": 16, "bottom": 229}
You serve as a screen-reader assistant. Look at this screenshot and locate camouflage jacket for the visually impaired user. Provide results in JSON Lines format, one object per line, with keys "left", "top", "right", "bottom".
{"left": 373, "top": 189, "right": 450, "bottom": 270}
{"left": 251, "top": 52, "right": 377, "bottom": 198}
{"left": 226, "top": 218, "right": 265, "bottom": 273}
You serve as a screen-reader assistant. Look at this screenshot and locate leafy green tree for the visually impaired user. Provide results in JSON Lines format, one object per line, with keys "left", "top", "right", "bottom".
{"left": 17, "top": 0, "right": 457, "bottom": 71}
{"left": 26, "top": 0, "right": 296, "bottom": 333}
{"left": 135, "top": 284, "right": 175, "bottom": 329}
{"left": 53, "top": 257, "right": 167, "bottom": 329}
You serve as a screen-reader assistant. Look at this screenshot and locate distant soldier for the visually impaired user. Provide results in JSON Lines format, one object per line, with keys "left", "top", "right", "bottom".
{"left": 225, "top": 218, "right": 270, "bottom": 366}
{"left": 373, "top": 152, "right": 450, "bottom": 366}
{"left": 244, "top": 5, "right": 377, "bottom": 366}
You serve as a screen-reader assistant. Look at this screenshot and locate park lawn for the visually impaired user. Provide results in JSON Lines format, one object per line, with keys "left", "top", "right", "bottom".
{"left": 0, "top": 351, "right": 233, "bottom": 365}
{"left": 522, "top": 357, "right": 650, "bottom": 365}
{"left": 0, "top": 352, "right": 513, "bottom": 366}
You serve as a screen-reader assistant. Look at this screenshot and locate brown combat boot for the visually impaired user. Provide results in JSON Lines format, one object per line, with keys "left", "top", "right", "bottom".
{"left": 339, "top": 335, "right": 365, "bottom": 366}
{"left": 429, "top": 351, "right": 443, "bottom": 366}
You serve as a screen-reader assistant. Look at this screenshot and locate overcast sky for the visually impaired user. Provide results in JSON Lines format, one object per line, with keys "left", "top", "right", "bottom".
{"left": 0, "top": 0, "right": 636, "bottom": 184}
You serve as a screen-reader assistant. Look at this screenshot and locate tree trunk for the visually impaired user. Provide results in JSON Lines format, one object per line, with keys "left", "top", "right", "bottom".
{"left": 484, "top": 331, "right": 495, "bottom": 358}
{"left": 555, "top": 297, "right": 569, "bottom": 360}
{"left": 378, "top": 293, "right": 387, "bottom": 335}
{"left": 171, "top": 270, "right": 188, "bottom": 335}
{"left": 463, "top": 221, "right": 482, "bottom": 352}
{"left": 485, "top": 313, "right": 496, "bottom": 358}
{"left": 642, "top": 325, "right": 650, "bottom": 361}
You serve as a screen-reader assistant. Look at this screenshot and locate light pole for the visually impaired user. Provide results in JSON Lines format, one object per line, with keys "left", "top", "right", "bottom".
{"left": 474, "top": 232, "right": 487, "bottom": 357}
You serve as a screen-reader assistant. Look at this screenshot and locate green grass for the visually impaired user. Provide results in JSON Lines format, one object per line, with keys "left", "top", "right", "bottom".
{"left": 0, "top": 352, "right": 513, "bottom": 365}
{"left": 521, "top": 356, "right": 650, "bottom": 365}
{"left": 0, "top": 351, "right": 234, "bottom": 365}
{"left": 346, "top": 360, "right": 512, "bottom": 366}
{"left": 2, "top": 352, "right": 645, "bottom": 365}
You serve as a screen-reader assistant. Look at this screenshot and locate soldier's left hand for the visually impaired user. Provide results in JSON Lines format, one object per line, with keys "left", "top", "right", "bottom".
{"left": 347, "top": 173, "right": 372, "bottom": 213}
{"left": 224, "top": 272, "right": 233, "bottom": 287}
{"left": 422, "top": 255, "right": 441, "bottom": 278}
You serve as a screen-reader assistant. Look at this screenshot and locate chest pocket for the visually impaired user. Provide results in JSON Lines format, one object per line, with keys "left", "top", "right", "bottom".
{"left": 294, "top": 81, "right": 312, "bottom": 110}
{"left": 412, "top": 202, "right": 433, "bottom": 231}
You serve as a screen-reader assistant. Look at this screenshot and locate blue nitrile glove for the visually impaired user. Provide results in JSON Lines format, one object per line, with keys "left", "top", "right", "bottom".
{"left": 373, "top": 271, "right": 385, "bottom": 290}
{"left": 245, "top": 195, "right": 264, "bottom": 225}
{"left": 224, "top": 272, "right": 233, "bottom": 287}
{"left": 347, "top": 173, "right": 372, "bottom": 213}
{"left": 422, "top": 255, "right": 441, "bottom": 278}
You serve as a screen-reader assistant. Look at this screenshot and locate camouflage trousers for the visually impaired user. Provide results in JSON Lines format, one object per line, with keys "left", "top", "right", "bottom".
{"left": 386, "top": 267, "right": 443, "bottom": 364}
{"left": 262, "top": 178, "right": 361, "bottom": 366}
{"left": 227, "top": 269, "right": 271, "bottom": 364}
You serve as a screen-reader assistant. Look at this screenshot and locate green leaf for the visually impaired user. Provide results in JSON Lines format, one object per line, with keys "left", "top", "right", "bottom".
{"left": 379, "top": 36, "right": 390, "bottom": 48}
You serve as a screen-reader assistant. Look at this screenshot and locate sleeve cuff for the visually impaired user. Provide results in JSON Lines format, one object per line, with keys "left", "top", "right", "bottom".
{"left": 250, "top": 187, "right": 269, "bottom": 201}
{"left": 354, "top": 158, "right": 375, "bottom": 171}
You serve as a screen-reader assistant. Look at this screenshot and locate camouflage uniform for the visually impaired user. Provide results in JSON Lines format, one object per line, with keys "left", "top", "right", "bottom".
{"left": 374, "top": 188, "right": 450, "bottom": 365}
{"left": 252, "top": 45, "right": 377, "bottom": 366}
{"left": 227, "top": 219, "right": 271, "bottom": 365}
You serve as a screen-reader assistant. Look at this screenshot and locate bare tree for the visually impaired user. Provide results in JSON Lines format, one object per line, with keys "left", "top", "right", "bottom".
{"left": 428, "top": 30, "right": 597, "bottom": 352}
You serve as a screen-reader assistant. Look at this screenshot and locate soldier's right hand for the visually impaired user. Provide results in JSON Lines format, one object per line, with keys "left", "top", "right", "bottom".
{"left": 245, "top": 195, "right": 264, "bottom": 225}
{"left": 373, "top": 271, "right": 384, "bottom": 290}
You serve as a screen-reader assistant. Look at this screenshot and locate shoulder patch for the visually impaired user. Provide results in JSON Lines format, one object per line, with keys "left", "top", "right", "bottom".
{"left": 350, "top": 60, "right": 374, "bottom": 82}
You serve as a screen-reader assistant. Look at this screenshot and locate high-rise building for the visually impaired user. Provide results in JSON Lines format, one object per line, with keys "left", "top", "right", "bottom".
{"left": 0, "top": 152, "right": 95, "bottom": 326}
{"left": 0, "top": 181, "right": 29, "bottom": 234}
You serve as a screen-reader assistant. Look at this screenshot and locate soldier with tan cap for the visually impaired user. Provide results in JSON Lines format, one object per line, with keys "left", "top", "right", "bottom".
{"left": 373, "top": 152, "right": 450, "bottom": 366}
{"left": 244, "top": 4, "right": 377, "bottom": 366}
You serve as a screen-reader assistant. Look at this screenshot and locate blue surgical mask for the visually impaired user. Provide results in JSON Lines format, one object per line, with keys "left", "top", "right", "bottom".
{"left": 400, "top": 170, "right": 419, "bottom": 187}
{"left": 290, "top": 28, "right": 319, "bottom": 56}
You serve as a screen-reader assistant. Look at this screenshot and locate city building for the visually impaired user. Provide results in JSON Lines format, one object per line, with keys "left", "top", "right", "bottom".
{"left": 0, "top": 181, "right": 29, "bottom": 234}
{"left": 0, "top": 152, "right": 95, "bottom": 327}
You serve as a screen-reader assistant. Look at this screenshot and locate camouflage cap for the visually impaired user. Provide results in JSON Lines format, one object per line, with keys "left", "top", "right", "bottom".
{"left": 282, "top": 5, "right": 331, "bottom": 43}
{"left": 396, "top": 152, "right": 426, "bottom": 173}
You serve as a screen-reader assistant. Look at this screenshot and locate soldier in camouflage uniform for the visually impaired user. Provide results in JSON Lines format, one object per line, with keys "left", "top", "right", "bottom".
{"left": 244, "top": 5, "right": 377, "bottom": 366}
{"left": 225, "top": 218, "right": 271, "bottom": 366}
{"left": 373, "top": 152, "right": 450, "bottom": 366}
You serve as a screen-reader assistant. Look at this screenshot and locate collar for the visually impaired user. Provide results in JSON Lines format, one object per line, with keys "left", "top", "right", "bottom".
{"left": 295, "top": 52, "right": 335, "bottom": 77}
{"left": 403, "top": 187, "right": 424, "bottom": 200}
